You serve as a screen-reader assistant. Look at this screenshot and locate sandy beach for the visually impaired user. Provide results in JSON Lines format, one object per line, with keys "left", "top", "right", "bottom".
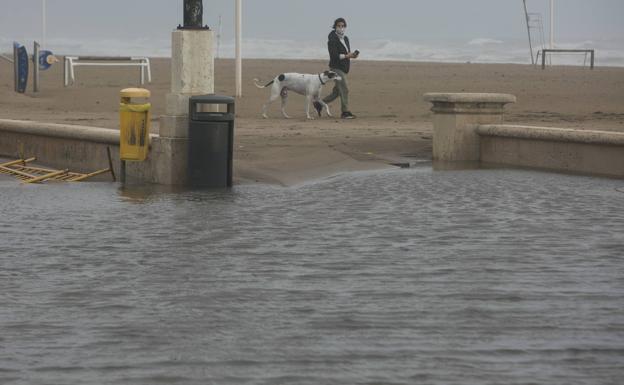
{"left": 2, "top": 58, "right": 624, "bottom": 185}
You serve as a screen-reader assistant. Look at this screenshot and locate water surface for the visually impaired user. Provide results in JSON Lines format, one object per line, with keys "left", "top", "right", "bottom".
{"left": 1, "top": 168, "right": 623, "bottom": 384}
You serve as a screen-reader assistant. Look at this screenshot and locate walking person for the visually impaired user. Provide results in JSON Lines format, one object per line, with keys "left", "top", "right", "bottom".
{"left": 315, "top": 17, "right": 359, "bottom": 119}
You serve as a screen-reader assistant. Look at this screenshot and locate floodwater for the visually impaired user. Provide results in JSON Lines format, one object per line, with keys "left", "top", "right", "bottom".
{"left": 1, "top": 168, "right": 623, "bottom": 385}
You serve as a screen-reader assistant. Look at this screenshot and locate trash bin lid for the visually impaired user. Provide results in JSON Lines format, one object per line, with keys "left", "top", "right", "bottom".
{"left": 120, "top": 88, "right": 151, "bottom": 98}
{"left": 190, "top": 94, "right": 235, "bottom": 105}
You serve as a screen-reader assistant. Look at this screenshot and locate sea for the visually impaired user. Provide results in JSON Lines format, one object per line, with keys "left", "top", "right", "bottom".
{"left": 1, "top": 167, "right": 624, "bottom": 384}
{"left": 2, "top": 36, "right": 624, "bottom": 67}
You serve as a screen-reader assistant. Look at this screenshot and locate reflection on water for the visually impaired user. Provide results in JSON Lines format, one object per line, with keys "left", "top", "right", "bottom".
{"left": 1, "top": 168, "right": 623, "bottom": 385}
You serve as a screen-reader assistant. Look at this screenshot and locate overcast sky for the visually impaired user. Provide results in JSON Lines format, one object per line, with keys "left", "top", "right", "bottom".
{"left": 1, "top": 0, "right": 623, "bottom": 43}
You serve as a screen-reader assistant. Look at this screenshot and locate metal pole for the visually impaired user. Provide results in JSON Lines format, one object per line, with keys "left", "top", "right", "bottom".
{"left": 590, "top": 50, "right": 595, "bottom": 70}
{"left": 550, "top": 0, "right": 554, "bottom": 49}
{"left": 523, "top": 0, "right": 534, "bottom": 65}
{"left": 235, "top": 0, "right": 242, "bottom": 98}
{"left": 216, "top": 15, "right": 222, "bottom": 59}
{"left": 63, "top": 56, "right": 67, "bottom": 87}
{"left": 33, "top": 41, "right": 40, "bottom": 93}
{"left": 42, "top": 0, "right": 46, "bottom": 48}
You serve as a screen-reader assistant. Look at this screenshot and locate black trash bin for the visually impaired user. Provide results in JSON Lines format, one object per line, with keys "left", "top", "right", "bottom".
{"left": 188, "top": 95, "right": 235, "bottom": 188}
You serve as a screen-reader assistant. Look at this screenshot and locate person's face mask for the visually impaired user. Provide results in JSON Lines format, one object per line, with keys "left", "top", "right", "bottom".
{"left": 336, "top": 27, "right": 346, "bottom": 36}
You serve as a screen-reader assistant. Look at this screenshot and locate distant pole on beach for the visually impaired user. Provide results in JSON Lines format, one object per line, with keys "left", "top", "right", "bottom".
{"left": 550, "top": 0, "right": 554, "bottom": 48}
{"left": 235, "top": 0, "right": 242, "bottom": 98}
{"left": 216, "top": 15, "right": 222, "bottom": 59}
{"left": 33, "top": 41, "right": 40, "bottom": 93}
{"left": 42, "top": 0, "right": 46, "bottom": 48}
{"left": 523, "top": 0, "right": 534, "bottom": 65}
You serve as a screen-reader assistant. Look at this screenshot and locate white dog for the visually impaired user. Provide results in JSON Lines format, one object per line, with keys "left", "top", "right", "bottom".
{"left": 253, "top": 71, "right": 340, "bottom": 120}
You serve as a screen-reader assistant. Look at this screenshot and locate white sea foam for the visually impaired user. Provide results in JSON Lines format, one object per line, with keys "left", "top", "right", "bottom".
{"left": 467, "top": 38, "right": 504, "bottom": 46}
{"left": 2, "top": 36, "right": 623, "bottom": 67}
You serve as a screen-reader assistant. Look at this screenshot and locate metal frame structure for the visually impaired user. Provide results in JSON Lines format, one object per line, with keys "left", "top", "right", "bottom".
{"left": 63, "top": 56, "right": 151, "bottom": 87}
{"left": 0, "top": 150, "right": 115, "bottom": 184}
{"left": 523, "top": 0, "right": 547, "bottom": 65}
{"left": 524, "top": 0, "right": 595, "bottom": 69}
{"left": 541, "top": 49, "right": 595, "bottom": 70}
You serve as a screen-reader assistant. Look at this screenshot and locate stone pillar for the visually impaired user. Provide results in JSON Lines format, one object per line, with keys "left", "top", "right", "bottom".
{"left": 123, "top": 0, "right": 213, "bottom": 186}
{"left": 154, "top": 29, "right": 214, "bottom": 185}
{"left": 424, "top": 93, "right": 516, "bottom": 162}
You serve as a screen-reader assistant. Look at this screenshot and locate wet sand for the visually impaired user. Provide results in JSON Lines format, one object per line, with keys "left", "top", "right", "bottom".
{"left": 1, "top": 58, "right": 623, "bottom": 185}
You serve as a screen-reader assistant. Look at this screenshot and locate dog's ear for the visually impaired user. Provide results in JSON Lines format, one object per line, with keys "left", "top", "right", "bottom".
{"left": 328, "top": 71, "right": 337, "bottom": 79}
{"left": 323, "top": 70, "right": 330, "bottom": 77}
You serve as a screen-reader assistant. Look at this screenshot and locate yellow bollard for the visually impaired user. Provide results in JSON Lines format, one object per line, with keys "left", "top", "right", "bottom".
{"left": 119, "top": 88, "right": 151, "bottom": 161}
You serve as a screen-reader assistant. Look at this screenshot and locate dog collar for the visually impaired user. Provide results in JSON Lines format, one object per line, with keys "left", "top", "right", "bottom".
{"left": 318, "top": 74, "right": 326, "bottom": 85}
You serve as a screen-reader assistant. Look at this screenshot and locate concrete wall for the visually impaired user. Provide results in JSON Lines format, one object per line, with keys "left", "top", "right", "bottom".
{"left": 0, "top": 118, "right": 204, "bottom": 185}
{"left": 124, "top": 136, "right": 190, "bottom": 185}
{"left": 0, "top": 119, "right": 199, "bottom": 185}
{"left": 424, "top": 93, "right": 624, "bottom": 179}
{"left": 478, "top": 125, "right": 624, "bottom": 178}
{"left": 424, "top": 93, "right": 517, "bottom": 162}
{"left": 0, "top": 119, "right": 124, "bottom": 177}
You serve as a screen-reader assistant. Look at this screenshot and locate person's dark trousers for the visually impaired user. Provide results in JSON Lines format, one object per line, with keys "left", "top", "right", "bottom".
{"left": 322, "top": 68, "right": 349, "bottom": 114}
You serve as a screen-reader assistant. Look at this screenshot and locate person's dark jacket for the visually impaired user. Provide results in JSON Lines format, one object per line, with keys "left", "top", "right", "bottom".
{"left": 328, "top": 30, "right": 351, "bottom": 74}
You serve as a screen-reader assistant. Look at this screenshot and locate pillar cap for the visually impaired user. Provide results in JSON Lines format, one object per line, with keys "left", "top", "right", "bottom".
{"left": 424, "top": 93, "right": 516, "bottom": 104}
{"left": 120, "top": 88, "right": 151, "bottom": 98}
{"left": 425, "top": 93, "right": 516, "bottom": 115}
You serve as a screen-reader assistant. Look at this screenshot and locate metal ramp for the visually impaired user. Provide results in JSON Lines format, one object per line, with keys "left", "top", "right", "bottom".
{"left": 0, "top": 148, "right": 116, "bottom": 184}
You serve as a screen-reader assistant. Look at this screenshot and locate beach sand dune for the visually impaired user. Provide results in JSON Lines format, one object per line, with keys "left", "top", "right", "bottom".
{"left": 1, "top": 58, "right": 623, "bottom": 184}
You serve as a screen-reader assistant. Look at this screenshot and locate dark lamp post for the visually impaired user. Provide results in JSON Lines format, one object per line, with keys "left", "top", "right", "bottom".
{"left": 179, "top": 0, "right": 209, "bottom": 30}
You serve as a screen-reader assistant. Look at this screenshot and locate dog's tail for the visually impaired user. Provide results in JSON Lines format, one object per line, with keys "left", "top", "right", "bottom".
{"left": 253, "top": 78, "right": 274, "bottom": 89}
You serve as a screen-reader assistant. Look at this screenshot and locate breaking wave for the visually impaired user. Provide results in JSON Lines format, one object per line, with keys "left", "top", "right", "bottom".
{"left": 1, "top": 36, "right": 623, "bottom": 67}
{"left": 467, "top": 38, "right": 504, "bottom": 46}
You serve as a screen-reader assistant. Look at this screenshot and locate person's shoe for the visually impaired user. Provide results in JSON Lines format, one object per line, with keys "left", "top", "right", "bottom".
{"left": 341, "top": 111, "right": 356, "bottom": 119}
{"left": 313, "top": 101, "right": 323, "bottom": 117}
